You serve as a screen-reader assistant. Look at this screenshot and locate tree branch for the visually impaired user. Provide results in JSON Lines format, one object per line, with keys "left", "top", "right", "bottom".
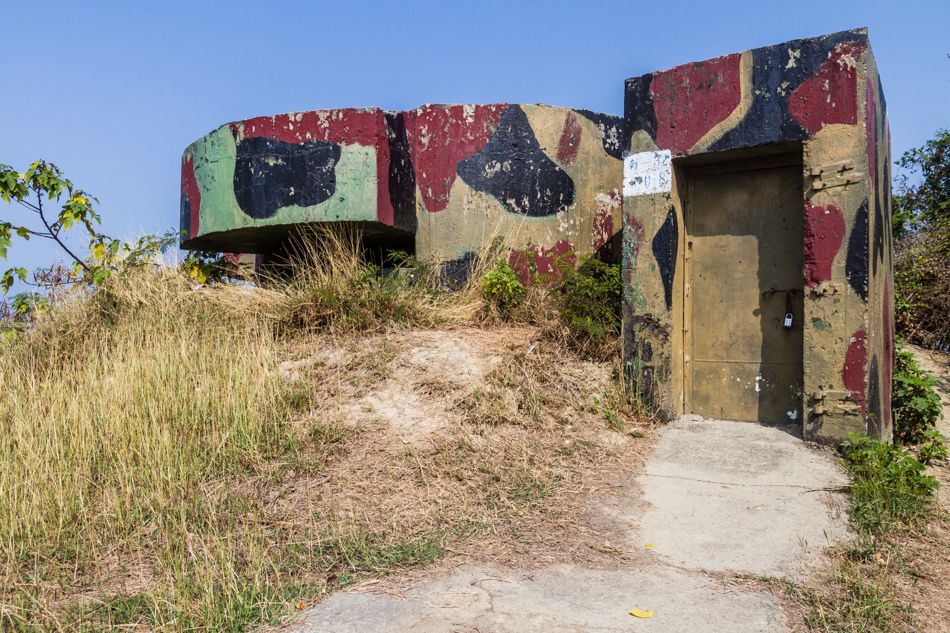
{"left": 35, "top": 192, "right": 91, "bottom": 273}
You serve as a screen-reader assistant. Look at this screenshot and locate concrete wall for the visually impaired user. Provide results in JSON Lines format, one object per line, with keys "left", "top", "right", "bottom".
{"left": 180, "top": 108, "right": 416, "bottom": 254}
{"left": 621, "top": 28, "right": 894, "bottom": 444}
{"left": 181, "top": 105, "right": 623, "bottom": 277}
{"left": 403, "top": 104, "right": 623, "bottom": 279}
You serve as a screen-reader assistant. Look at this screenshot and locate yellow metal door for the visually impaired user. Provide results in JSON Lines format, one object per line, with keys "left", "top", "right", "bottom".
{"left": 687, "top": 164, "right": 803, "bottom": 423}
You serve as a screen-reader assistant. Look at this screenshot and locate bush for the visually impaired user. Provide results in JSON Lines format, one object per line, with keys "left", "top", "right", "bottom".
{"left": 894, "top": 221, "right": 950, "bottom": 349}
{"left": 892, "top": 344, "right": 943, "bottom": 444}
{"left": 554, "top": 257, "right": 622, "bottom": 339}
{"left": 841, "top": 433, "right": 940, "bottom": 534}
{"left": 480, "top": 259, "right": 526, "bottom": 313}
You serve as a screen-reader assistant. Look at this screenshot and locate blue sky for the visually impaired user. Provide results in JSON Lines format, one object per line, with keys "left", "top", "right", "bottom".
{"left": 1, "top": 0, "right": 948, "bottom": 288}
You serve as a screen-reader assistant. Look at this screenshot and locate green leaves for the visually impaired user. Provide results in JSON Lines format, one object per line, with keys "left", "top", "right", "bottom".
{"left": 480, "top": 260, "right": 526, "bottom": 313}
{"left": 892, "top": 345, "right": 943, "bottom": 444}
{"left": 893, "top": 129, "right": 950, "bottom": 237}
{"left": 0, "top": 268, "right": 27, "bottom": 295}
{"left": 555, "top": 256, "right": 623, "bottom": 340}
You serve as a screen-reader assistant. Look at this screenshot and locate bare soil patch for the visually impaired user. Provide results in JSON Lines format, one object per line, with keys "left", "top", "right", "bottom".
{"left": 269, "top": 326, "right": 655, "bottom": 602}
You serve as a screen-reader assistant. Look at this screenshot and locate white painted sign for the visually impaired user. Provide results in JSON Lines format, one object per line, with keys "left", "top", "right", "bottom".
{"left": 623, "top": 150, "right": 672, "bottom": 196}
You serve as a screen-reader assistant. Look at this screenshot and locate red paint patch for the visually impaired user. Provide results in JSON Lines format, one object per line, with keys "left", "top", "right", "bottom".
{"left": 592, "top": 200, "right": 616, "bottom": 259}
{"left": 627, "top": 215, "right": 646, "bottom": 257}
{"left": 403, "top": 104, "right": 508, "bottom": 213}
{"left": 230, "top": 109, "right": 395, "bottom": 225}
{"left": 788, "top": 41, "right": 867, "bottom": 135}
{"left": 865, "top": 78, "right": 876, "bottom": 185}
{"left": 557, "top": 111, "right": 582, "bottom": 166}
{"left": 509, "top": 240, "right": 576, "bottom": 286}
{"left": 651, "top": 53, "right": 742, "bottom": 153}
{"left": 803, "top": 203, "right": 845, "bottom": 287}
{"left": 843, "top": 330, "right": 868, "bottom": 410}
{"left": 181, "top": 154, "right": 201, "bottom": 239}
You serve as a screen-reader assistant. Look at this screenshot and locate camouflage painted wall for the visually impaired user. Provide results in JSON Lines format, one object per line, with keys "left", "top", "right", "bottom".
{"left": 403, "top": 104, "right": 623, "bottom": 279}
{"left": 621, "top": 28, "right": 894, "bottom": 445}
{"left": 181, "top": 104, "right": 623, "bottom": 277}
{"left": 180, "top": 108, "right": 416, "bottom": 254}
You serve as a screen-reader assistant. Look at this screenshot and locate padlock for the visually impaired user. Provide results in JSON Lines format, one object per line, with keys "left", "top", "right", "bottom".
{"left": 784, "top": 313, "right": 793, "bottom": 328}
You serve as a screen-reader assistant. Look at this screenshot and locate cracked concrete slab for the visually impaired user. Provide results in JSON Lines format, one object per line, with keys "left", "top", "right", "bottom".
{"left": 635, "top": 416, "right": 851, "bottom": 579}
{"left": 295, "top": 564, "right": 787, "bottom": 633}
{"left": 289, "top": 417, "right": 851, "bottom": 632}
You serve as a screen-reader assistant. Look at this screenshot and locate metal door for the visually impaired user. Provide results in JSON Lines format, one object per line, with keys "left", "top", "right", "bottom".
{"left": 686, "top": 163, "right": 803, "bottom": 423}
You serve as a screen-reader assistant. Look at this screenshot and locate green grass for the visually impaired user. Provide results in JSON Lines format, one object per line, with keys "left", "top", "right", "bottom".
{"left": 753, "top": 434, "right": 942, "bottom": 632}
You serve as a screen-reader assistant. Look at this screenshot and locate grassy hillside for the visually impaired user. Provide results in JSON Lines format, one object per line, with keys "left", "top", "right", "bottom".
{"left": 0, "top": 233, "right": 647, "bottom": 631}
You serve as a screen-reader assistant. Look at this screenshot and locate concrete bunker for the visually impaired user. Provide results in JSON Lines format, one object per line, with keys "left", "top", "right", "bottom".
{"left": 180, "top": 104, "right": 624, "bottom": 275}
{"left": 621, "top": 28, "right": 894, "bottom": 445}
{"left": 179, "top": 28, "right": 893, "bottom": 446}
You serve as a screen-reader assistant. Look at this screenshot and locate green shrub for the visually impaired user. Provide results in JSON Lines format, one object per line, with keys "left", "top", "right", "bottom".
{"left": 894, "top": 220, "right": 950, "bottom": 349}
{"left": 480, "top": 260, "right": 526, "bottom": 313}
{"left": 892, "top": 345, "right": 942, "bottom": 444}
{"left": 916, "top": 429, "right": 948, "bottom": 465}
{"left": 554, "top": 257, "right": 622, "bottom": 339}
{"left": 841, "top": 433, "right": 940, "bottom": 534}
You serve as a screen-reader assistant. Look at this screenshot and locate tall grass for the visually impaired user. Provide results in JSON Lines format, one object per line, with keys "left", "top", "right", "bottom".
{"left": 275, "top": 228, "right": 486, "bottom": 334}
{"left": 0, "top": 228, "right": 640, "bottom": 630}
{"left": 0, "top": 270, "right": 310, "bottom": 629}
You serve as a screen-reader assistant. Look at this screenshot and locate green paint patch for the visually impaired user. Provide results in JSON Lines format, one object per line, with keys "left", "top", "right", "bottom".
{"left": 191, "top": 127, "right": 378, "bottom": 238}
{"left": 633, "top": 282, "right": 648, "bottom": 311}
{"left": 811, "top": 317, "right": 831, "bottom": 330}
{"left": 649, "top": 263, "right": 656, "bottom": 272}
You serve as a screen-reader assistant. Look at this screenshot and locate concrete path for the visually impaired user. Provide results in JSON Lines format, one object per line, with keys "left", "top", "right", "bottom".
{"left": 290, "top": 416, "right": 850, "bottom": 632}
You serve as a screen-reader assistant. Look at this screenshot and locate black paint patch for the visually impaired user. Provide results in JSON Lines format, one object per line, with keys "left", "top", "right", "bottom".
{"left": 456, "top": 105, "right": 575, "bottom": 218}
{"left": 846, "top": 199, "right": 870, "bottom": 302}
{"left": 233, "top": 136, "right": 341, "bottom": 220}
{"left": 440, "top": 251, "right": 481, "bottom": 288}
{"left": 384, "top": 111, "right": 417, "bottom": 233}
{"left": 652, "top": 206, "right": 678, "bottom": 311}
{"left": 180, "top": 194, "right": 191, "bottom": 239}
{"left": 872, "top": 76, "right": 889, "bottom": 278}
{"left": 873, "top": 191, "right": 885, "bottom": 278}
{"left": 573, "top": 109, "right": 623, "bottom": 159}
{"left": 623, "top": 74, "right": 657, "bottom": 152}
{"left": 709, "top": 29, "right": 867, "bottom": 152}
{"left": 868, "top": 355, "right": 881, "bottom": 436}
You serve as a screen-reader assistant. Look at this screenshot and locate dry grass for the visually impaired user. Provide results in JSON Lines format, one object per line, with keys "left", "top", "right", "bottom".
{"left": 0, "top": 235, "right": 652, "bottom": 632}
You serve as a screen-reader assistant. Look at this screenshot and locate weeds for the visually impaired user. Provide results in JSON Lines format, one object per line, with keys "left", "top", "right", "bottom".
{"left": 274, "top": 227, "right": 484, "bottom": 335}
{"left": 892, "top": 343, "right": 943, "bottom": 444}
{"left": 768, "top": 433, "right": 943, "bottom": 631}
{"left": 842, "top": 433, "right": 940, "bottom": 535}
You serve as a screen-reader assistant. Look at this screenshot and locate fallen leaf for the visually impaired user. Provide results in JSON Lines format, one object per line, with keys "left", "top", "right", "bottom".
{"left": 630, "top": 608, "right": 653, "bottom": 618}
{"left": 296, "top": 601, "right": 308, "bottom": 610}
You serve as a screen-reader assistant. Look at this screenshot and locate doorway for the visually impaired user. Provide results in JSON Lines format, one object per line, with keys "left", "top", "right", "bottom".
{"left": 684, "top": 158, "right": 804, "bottom": 423}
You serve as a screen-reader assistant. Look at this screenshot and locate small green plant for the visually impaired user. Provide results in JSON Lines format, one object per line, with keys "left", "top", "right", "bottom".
{"left": 916, "top": 429, "right": 948, "bottom": 465}
{"left": 841, "top": 433, "right": 940, "bottom": 534}
{"left": 480, "top": 259, "right": 526, "bottom": 312}
{"left": 892, "top": 344, "right": 942, "bottom": 444}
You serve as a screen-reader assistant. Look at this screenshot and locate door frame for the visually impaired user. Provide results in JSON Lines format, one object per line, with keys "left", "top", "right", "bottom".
{"left": 680, "top": 152, "right": 804, "bottom": 418}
